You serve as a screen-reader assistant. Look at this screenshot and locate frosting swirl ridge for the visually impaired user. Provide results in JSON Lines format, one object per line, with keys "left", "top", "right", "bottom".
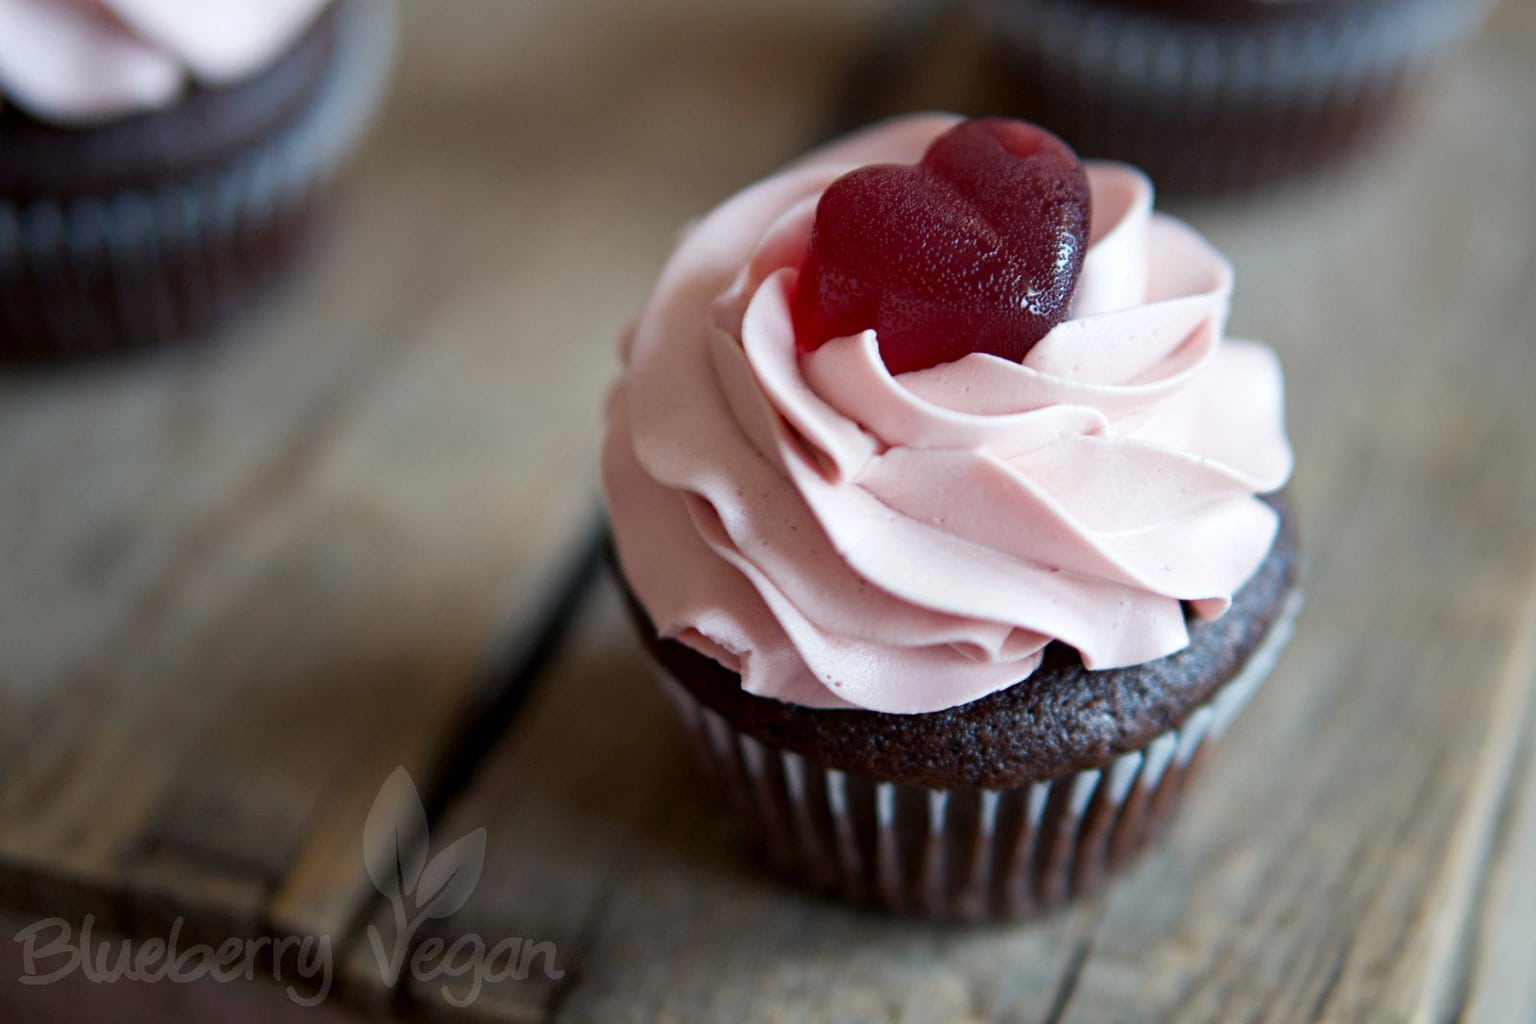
{"left": 604, "top": 114, "right": 1292, "bottom": 714}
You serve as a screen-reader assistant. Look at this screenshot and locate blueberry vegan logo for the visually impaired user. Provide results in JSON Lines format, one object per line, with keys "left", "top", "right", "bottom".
{"left": 363, "top": 768, "right": 563, "bottom": 1008}
{"left": 12, "top": 768, "right": 561, "bottom": 1009}
{"left": 364, "top": 767, "right": 488, "bottom": 985}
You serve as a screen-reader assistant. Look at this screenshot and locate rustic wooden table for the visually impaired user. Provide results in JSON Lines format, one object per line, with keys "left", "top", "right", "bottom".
{"left": 3, "top": 1, "right": 1534, "bottom": 1021}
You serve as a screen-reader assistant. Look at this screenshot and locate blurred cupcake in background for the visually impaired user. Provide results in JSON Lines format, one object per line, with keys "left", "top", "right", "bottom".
{"left": 981, "top": 0, "right": 1499, "bottom": 195}
{"left": 0, "top": 0, "right": 395, "bottom": 363}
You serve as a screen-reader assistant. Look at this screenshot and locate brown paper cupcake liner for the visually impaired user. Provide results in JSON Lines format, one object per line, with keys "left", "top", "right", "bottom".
{"left": 983, "top": 0, "right": 1497, "bottom": 194}
{"left": 0, "top": 0, "right": 396, "bottom": 362}
{"left": 656, "top": 588, "right": 1302, "bottom": 921}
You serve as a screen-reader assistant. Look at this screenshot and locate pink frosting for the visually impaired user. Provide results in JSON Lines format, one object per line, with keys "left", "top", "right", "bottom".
{"left": 603, "top": 114, "right": 1293, "bottom": 715}
{"left": 0, "top": 0, "right": 329, "bottom": 125}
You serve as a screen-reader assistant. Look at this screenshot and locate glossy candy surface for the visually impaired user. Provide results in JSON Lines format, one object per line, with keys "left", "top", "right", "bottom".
{"left": 791, "top": 118, "right": 1091, "bottom": 375}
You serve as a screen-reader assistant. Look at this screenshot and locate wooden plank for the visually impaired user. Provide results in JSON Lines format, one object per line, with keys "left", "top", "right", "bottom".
{"left": 319, "top": 0, "right": 911, "bottom": 1016}
{"left": 0, "top": 0, "right": 895, "bottom": 1013}
{"left": 374, "top": 578, "right": 1106, "bottom": 1024}
{"left": 3, "top": 0, "right": 1531, "bottom": 1020}
{"left": 0, "top": 0, "right": 648, "bottom": 959}
{"left": 372, "top": 3, "right": 1536, "bottom": 1023}
{"left": 1460, "top": 613, "right": 1536, "bottom": 1024}
{"left": 1056, "top": 1, "right": 1536, "bottom": 1016}
{"left": 1453, "top": 585, "right": 1536, "bottom": 1024}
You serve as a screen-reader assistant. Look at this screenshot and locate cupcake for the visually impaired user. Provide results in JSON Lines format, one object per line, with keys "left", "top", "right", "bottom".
{"left": 980, "top": 0, "right": 1498, "bottom": 194}
{"left": 0, "top": 0, "right": 396, "bottom": 362}
{"left": 603, "top": 114, "right": 1299, "bottom": 920}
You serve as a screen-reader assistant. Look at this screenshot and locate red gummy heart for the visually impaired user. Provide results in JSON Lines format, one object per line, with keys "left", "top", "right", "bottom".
{"left": 791, "top": 118, "right": 1091, "bottom": 375}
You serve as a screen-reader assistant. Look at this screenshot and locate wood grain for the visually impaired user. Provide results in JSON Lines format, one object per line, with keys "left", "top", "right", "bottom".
{"left": 367, "top": 3, "right": 1536, "bottom": 1024}
{"left": 1460, "top": 592, "right": 1536, "bottom": 1024}
{"left": 2, "top": 0, "right": 1533, "bottom": 1021}
{"left": 0, "top": 0, "right": 717, "bottom": 958}
{"left": 0, "top": 0, "right": 892, "bottom": 1015}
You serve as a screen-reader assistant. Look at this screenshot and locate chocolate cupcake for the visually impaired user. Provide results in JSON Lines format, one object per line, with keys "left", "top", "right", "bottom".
{"left": 981, "top": 0, "right": 1498, "bottom": 194}
{"left": 602, "top": 114, "right": 1299, "bottom": 920}
{"left": 632, "top": 506, "right": 1298, "bottom": 919}
{"left": 0, "top": 0, "right": 396, "bottom": 362}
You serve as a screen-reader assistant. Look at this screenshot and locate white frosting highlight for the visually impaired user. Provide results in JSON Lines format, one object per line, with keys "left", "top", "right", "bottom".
{"left": 604, "top": 114, "right": 1293, "bottom": 714}
{"left": 0, "top": 0, "right": 329, "bottom": 124}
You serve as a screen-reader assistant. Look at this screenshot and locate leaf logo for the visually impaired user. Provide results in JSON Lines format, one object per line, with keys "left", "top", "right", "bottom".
{"left": 364, "top": 767, "right": 487, "bottom": 986}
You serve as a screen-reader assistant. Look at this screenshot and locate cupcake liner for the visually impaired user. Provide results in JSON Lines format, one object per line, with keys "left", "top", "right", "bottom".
{"left": 0, "top": 0, "right": 397, "bottom": 362}
{"left": 983, "top": 0, "right": 1497, "bottom": 194}
{"left": 656, "top": 589, "right": 1302, "bottom": 921}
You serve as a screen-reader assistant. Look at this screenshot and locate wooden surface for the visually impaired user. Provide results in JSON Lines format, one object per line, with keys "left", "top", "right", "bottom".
{"left": 3, "top": 0, "right": 1535, "bottom": 1021}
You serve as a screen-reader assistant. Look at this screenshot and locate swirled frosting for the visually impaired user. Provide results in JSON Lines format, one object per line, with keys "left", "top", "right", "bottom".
{"left": 603, "top": 114, "right": 1293, "bottom": 714}
{"left": 0, "top": 0, "right": 329, "bottom": 125}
